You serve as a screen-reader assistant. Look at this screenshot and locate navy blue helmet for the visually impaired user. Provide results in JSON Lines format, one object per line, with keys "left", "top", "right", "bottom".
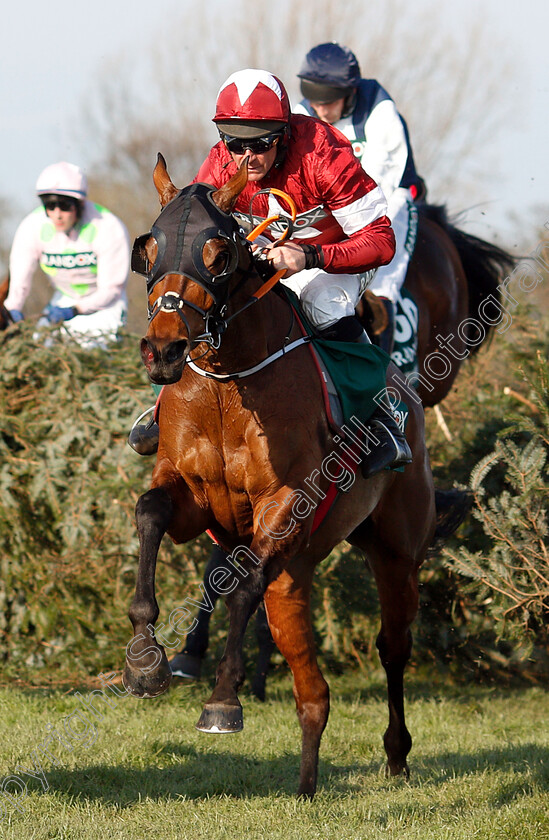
{"left": 298, "top": 43, "right": 361, "bottom": 114}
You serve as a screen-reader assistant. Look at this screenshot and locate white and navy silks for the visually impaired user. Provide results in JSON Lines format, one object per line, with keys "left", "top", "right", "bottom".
{"left": 295, "top": 79, "right": 420, "bottom": 303}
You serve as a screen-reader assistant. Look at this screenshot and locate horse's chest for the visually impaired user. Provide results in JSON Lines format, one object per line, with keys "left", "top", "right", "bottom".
{"left": 178, "top": 427, "right": 264, "bottom": 495}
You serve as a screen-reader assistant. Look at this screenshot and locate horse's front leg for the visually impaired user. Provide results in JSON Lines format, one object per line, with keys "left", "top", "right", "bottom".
{"left": 123, "top": 486, "right": 174, "bottom": 698}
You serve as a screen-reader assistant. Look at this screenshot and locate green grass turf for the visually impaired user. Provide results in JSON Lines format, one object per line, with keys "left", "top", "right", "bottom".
{"left": 0, "top": 671, "right": 547, "bottom": 839}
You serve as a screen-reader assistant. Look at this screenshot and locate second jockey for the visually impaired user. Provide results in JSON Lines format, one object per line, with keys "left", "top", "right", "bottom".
{"left": 295, "top": 42, "right": 425, "bottom": 354}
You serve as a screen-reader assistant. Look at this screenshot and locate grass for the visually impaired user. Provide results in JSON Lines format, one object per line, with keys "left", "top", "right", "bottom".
{"left": 0, "top": 670, "right": 547, "bottom": 839}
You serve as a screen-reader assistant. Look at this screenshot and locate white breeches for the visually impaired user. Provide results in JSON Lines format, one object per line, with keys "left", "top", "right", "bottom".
{"left": 368, "top": 187, "right": 417, "bottom": 303}
{"left": 281, "top": 269, "right": 365, "bottom": 329}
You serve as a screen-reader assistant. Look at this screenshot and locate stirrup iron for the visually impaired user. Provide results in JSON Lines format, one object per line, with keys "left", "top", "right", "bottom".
{"left": 128, "top": 406, "right": 159, "bottom": 456}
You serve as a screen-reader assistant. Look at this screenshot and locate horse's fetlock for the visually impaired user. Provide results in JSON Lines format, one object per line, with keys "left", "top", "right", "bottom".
{"left": 128, "top": 599, "right": 158, "bottom": 628}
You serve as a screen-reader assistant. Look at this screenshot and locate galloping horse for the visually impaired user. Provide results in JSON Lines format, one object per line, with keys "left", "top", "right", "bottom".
{"left": 168, "top": 195, "right": 515, "bottom": 692}
{"left": 123, "top": 154, "right": 462, "bottom": 796}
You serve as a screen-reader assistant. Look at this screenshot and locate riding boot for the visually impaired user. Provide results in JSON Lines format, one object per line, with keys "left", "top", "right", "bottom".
{"left": 376, "top": 297, "right": 395, "bottom": 356}
{"left": 128, "top": 418, "right": 159, "bottom": 455}
{"left": 319, "top": 315, "right": 412, "bottom": 478}
{"left": 361, "top": 401, "right": 413, "bottom": 479}
{"left": 319, "top": 314, "right": 368, "bottom": 343}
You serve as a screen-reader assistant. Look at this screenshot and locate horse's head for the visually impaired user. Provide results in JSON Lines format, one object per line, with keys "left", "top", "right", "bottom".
{"left": 133, "top": 154, "right": 251, "bottom": 384}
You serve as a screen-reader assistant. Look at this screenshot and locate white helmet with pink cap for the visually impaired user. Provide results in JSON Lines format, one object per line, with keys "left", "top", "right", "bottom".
{"left": 35, "top": 162, "right": 88, "bottom": 200}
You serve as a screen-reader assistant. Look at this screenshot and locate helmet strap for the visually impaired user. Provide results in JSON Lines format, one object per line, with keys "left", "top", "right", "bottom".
{"left": 341, "top": 89, "right": 357, "bottom": 119}
{"left": 273, "top": 123, "right": 290, "bottom": 169}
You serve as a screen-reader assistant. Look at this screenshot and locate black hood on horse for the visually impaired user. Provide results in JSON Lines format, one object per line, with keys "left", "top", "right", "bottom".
{"left": 132, "top": 183, "right": 243, "bottom": 296}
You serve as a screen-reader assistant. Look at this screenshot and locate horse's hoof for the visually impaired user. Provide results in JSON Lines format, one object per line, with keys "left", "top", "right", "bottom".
{"left": 195, "top": 702, "right": 243, "bottom": 733}
{"left": 169, "top": 652, "right": 202, "bottom": 679}
{"left": 122, "top": 661, "right": 172, "bottom": 698}
{"left": 385, "top": 760, "right": 410, "bottom": 780}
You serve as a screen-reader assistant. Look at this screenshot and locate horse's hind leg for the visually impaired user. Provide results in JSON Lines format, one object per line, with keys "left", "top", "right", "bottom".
{"left": 195, "top": 549, "right": 267, "bottom": 733}
{"left": 370, "top": 552, "right": 421, "bottom": 777}
{"left": 263, "top": 564, "right": 329, "bottom": 798}
{"left": 169, "top": 544, "right": 227, "bottom": 679}
{"left": 250, "top": 602, "right": 275, "bottom": 701}
{"left": 123, "top": 487, "right": 174, "bottom": 698}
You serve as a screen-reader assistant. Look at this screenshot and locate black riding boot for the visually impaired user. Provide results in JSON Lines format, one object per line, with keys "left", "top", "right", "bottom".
{"left": 375, "top": 297, "right": 395, "bottom": 356}
{"left": 319, "top": 315, "right": 412, "bottom": 477}
{"left": 361, "top": 401, "right": 412, "bottom": 478}
{"left": 128, "top": 413, "right": 159, "bottom": 455}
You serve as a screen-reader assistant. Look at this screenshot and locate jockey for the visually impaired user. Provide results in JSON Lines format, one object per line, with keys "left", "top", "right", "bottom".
{"left": 129, "top": 69, "right": 411, "bottom": 477}
{"left": 6, "top": 161, "right": 130, "bottom": 347}
{"left": 295, "top": 42, "right": 426, "bottom": 354}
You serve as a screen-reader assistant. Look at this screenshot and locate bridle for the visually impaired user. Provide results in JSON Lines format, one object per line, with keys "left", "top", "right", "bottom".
{"left": 131, "top": 183, "right": 296, "bottom": 351}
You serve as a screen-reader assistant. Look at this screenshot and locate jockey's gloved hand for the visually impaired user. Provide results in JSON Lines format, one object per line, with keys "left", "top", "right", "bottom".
{"left": 42, "top": 304, "right": 78, "bottom": 324}
{"left": 8, "top": 309, "right": 24, "bottom": 323}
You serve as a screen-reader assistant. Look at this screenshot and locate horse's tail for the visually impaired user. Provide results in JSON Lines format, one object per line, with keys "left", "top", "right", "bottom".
{"left": 431, "top": 487, "right": 473, "bottom": 545}
{"left": 418, "top": 204, "right": 516, "bottom": 354}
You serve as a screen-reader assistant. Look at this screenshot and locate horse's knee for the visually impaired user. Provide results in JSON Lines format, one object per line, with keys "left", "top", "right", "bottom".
{"left": 136, "top": 487, "right": 173, "bottom": 531}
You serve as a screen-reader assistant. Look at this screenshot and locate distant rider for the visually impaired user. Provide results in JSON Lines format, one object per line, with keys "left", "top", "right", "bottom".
{"left": 6, "top": 161, "right": 130, "bottom": 347}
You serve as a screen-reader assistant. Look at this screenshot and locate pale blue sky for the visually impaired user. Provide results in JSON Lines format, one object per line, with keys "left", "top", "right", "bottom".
{"left": 2, "top": 0, "right": 548, "bottom": 250}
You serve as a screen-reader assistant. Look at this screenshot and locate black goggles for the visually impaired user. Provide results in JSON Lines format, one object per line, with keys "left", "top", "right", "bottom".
{"left": 41, "top": 195, "right": 77, "bottom": 212}
{"left": 220, "top": 130, "right": 284, "bottom": 155}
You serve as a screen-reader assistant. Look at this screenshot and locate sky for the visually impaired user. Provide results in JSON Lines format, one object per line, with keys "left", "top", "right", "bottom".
{"left": 2, "top": 0, "right": 549, "bottom": 253}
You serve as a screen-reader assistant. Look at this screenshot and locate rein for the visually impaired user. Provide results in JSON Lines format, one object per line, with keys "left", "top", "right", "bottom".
{"left": 187, "top": 335, "right": 311, "bottom": 381}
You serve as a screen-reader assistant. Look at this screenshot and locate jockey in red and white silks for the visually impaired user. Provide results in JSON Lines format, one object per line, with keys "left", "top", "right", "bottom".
{"left": 129, "top": 68, "right": 412, "bottom": 475}
{"left": 195, "top": 71, "right": 395, "bottom": 331}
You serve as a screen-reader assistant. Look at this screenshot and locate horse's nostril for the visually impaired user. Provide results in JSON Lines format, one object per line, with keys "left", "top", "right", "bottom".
{"left": 165, "top": 340, "right": 188, "bottom": 365}
{"left": 140, "top": 338, "right": 155, "bottom": 367}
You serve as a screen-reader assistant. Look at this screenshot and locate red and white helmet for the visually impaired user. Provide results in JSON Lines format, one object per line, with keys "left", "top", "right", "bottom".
{"left": 214, "top": 69, "right": 290, "bottom": 138}
{"left": 35, "top": 162, "right": 88, "bottom": 200}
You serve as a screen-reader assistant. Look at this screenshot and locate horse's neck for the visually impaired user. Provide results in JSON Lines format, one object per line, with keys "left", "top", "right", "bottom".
{"left": 201, "top": 286, "right": 295, "bottom": 374}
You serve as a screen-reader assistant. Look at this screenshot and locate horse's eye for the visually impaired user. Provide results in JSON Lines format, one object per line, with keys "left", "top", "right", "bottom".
{"left": 202, "top": 238, "right": 231, "bottom": 281}
{"left": 146, "top": 237, "right": 158, "bottom": 269}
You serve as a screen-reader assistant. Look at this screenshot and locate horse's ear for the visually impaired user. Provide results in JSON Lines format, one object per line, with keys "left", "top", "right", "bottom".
{"left": 153, "top": 153, "right": 179, "bottom": 207}
{"left": 212, "top": 159, "right": 249, "bottom": 214}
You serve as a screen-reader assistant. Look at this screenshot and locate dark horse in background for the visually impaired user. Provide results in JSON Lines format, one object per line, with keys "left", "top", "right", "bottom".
{"left": 167, "top": 193, "right": 516, "bottom": 696}
{"left": 123, "top": 154, "right": 471, "bottom": 796}
{"left": 0, "top": 277, "right": 13, "bottom": 331}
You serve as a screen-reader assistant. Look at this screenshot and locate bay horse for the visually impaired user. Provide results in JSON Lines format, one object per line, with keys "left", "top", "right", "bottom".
{"left": 168, "top": 198, "right": 515, "bottom": 694}
{"left": 123, "top": 153, "right": 463, "bottom": 797}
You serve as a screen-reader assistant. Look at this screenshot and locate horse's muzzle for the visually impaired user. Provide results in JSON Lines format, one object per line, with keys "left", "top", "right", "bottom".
{"left": 140, "top": 337, "right": 189, "bottom": 384}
